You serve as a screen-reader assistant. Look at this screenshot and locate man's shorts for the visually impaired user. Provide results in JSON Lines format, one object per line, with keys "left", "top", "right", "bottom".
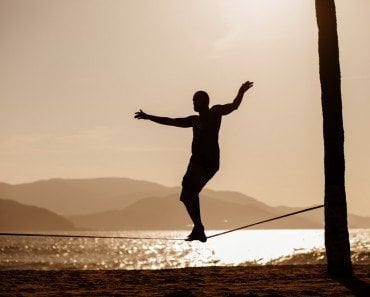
{"left": 181, "top": 161, "right": 218, "bottom": 197}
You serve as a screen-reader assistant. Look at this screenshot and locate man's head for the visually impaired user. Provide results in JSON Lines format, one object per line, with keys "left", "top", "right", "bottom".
{"left": 193, "top": 91, "right": 209, "bottom": 112}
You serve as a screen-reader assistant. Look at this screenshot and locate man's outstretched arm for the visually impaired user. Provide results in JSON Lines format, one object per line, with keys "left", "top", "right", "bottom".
{"left": 214, "top": 81, "right": 254, "bottom": 116}
{"left": 134, "top": 110, "right": 195, "bottom": 128}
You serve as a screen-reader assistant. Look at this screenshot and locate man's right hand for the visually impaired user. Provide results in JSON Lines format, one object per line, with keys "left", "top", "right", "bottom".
{"left": 134, "top": 109, "right": 150, "bottom": 120}
{"left": 238, "top": 81, "right": 254, "bottom": 95}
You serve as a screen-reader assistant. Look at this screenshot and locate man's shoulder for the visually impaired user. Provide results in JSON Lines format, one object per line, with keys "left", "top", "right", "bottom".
{"left": 187, "top": 115, "right": 199, "bottom": 120}
{"left": 210, "top": 105, "right": 223, "bottom": 114}
{"left": 182, "top": 115, "right": 198, "bottom": 124}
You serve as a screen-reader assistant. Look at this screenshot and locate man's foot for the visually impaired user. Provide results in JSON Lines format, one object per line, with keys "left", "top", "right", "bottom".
{"left": 185, "top": 227, "right": 207, "bottom": 242}
{"left": 186, "top": 228, "right": 196, "bottom": 238}
{"left": 186, "top": 225, "right": 203, "bottom": 238}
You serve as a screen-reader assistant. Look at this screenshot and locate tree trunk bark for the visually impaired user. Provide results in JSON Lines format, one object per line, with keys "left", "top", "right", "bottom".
{"left": 315, "top": 0, "right": 353, "bottom": 278}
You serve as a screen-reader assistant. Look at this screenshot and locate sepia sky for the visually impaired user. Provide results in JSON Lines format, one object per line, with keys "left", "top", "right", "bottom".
{"left": 1, "top": 0, "right": 369, "bottom": 216}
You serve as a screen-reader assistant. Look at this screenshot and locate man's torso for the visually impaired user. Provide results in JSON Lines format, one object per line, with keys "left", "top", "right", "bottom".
{"left": 191, "top": 106, "right": 222, "bottom": 172}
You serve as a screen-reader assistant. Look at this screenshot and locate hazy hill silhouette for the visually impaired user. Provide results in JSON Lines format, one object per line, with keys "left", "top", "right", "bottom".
{"left": 0, "top": 199, "right": 75, "bottom": 231}
{"left": 0, "top": 178, "right": 273, "bottom": 216}
{"left": 1, "top": 178, "right": 369, "bottom": 230}
{"left": 0, "top": 178, "right": 264, "bottom": 216}
{"left": 68, "top": 194, "right": 322, "bottom": 230}
{"left": 0, "top": 178, "right": 176, "bottom": 215}
{"left": 275, "top": 205, "right": 370, "bottom": 229}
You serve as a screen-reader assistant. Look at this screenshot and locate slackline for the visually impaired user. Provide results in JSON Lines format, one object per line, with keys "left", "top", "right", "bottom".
{"left": 0, "top": 204, "right": 324, "bottom": 241}
{"left": 207, "top": 204, "right": 324, "bottom": 239}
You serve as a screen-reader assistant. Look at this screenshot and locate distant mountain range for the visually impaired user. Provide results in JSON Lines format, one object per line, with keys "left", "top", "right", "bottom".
{"left": 0, "top": 178, "right": 177, "bottom": 215}
{"left": 0, "top": 199, "right": 74, "bottom": 231}
{"left": 67, "top": 194, "right": 323, "bottom": 230}
{"left": 0, "top": 178, "right": 369, "bottom": 231}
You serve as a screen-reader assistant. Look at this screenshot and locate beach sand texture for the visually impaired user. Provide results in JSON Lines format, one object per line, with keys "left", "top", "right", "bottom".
{"left": 0, "top": 265, "right": 369, "bottom": 296}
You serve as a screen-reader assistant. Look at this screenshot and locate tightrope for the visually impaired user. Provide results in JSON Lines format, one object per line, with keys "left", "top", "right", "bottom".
{"left": 0, "top": 205, "right": 324, "bottom": 241}
{"left": 207, "top": 204, "right": 324, "bottom": 239}
{"left": 0, "top": 233, "right": 184, "bottom": 241}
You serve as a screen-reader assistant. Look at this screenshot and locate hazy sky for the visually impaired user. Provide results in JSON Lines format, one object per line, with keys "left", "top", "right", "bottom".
{"left": 1, "top": 0, "right": 369, "bottom": 216}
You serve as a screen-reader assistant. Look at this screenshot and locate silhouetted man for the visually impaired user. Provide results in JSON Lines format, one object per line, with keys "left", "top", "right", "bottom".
{"left": 135, "top": 81, "right": 254, "bottom": 242}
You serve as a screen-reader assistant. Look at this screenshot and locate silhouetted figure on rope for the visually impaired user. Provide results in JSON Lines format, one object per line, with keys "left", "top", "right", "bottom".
{"left": 135, "top": 81, "right": 254, "bottom": 242}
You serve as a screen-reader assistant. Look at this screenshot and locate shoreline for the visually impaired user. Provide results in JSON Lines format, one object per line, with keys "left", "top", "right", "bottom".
{"left": 1, "top": 265, "right": 369, "bottom": 296}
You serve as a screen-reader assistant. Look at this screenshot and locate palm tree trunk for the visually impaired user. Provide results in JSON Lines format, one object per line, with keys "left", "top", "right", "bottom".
{"left": 315, "top": 0, "right": 353, "bottom": 278}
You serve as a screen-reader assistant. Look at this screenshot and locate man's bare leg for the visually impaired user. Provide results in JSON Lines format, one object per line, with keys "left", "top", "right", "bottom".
{"left": 180, "top": 188, "right": 206, "bottom": 242}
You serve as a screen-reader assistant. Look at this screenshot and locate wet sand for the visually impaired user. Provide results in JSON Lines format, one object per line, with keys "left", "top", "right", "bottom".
{"left": 0, "top": 265, "right": 369, "bottom": 296}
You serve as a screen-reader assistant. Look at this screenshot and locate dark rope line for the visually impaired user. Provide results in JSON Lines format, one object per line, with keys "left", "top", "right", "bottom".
{"left": 206, "top": 204, "right": 324, "bottom": 239}
{"left": 0, "top": 232, "right": 184, "bottom": 241}
{"left": 0, "top": 205, "right": 324, "bottom": 241}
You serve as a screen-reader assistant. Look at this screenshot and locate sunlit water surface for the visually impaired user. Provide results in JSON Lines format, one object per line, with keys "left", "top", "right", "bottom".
{"left": 0, "top": 229, "right": 368, "bottom": 270}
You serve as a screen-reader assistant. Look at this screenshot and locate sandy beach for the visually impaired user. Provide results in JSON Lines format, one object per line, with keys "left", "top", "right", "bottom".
{"left": 0, "top": 265, "right": 368, "bottom": 296}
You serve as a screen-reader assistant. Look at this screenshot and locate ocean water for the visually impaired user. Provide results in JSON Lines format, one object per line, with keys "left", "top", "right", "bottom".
{"left": 0, "top": 229, "right": 368, "bottom": 270}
